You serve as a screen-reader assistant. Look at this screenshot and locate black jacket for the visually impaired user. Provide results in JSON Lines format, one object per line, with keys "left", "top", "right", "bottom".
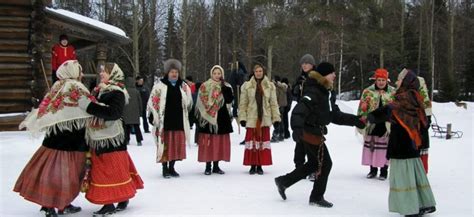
{"left": 86, "top": 90, "right": 127, "bottom": 155}
{"left": 291, "top": 71, "right": 360, "bottom": 142}
{"left": 42, "top": 127, "right": 87, "bottom": 152}
{"left": 136, "top": 84, "right": 150, "bottom": 112}
{"left": 162, "top": 78, "right": 184, "bottom": 131}
{"left": 292, "top": 71, "right": 308, "bottom": 102}
{"left": 197, "top": 85, "right": 234, "bottom": 135}
{"left": 368, "top": 105, "right": 421, "bottom": 159}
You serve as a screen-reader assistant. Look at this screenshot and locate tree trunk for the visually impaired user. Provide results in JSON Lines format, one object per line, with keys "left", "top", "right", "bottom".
{"left": 182, "top": 0, "right": 188, "bottom": 78}
{"left": 267, "top": 43, "right": 273, "bottom": 78}
{"left": 417, "top": 0, "right": 424, "bottom": 73}
{"left": 400, "top": 0, "right": 405, "bottom": 65}
{"left": 378, "top": 0, "right": 384, "bottom": 68}
{"left": 132, "top": 0, "right": 139, "bottom": 78}
{"left": 448, "top": 0, "right": 455, "bottom": 100}
{"left": 338, "top": 16, "right": 344, "bottom": 98}
{"left": 429, "top": 0, "right": 435, "bottom": 99}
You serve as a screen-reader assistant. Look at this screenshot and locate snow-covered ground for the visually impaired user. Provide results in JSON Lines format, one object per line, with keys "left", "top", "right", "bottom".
{"left": 1, "top": 101, "right": 472, "bottom": 217}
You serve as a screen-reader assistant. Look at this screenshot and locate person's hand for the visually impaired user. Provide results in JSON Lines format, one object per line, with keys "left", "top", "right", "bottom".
{"left": 240, "top": 121, "right": 246, "bottom": 127}
{"left": 78, "top": 96, "right": 91, "bottom": 110}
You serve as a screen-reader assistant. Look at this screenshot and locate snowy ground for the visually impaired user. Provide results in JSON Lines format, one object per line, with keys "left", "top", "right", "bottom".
{"left": 1, "top": 101, "right": 472, "bottom": 217}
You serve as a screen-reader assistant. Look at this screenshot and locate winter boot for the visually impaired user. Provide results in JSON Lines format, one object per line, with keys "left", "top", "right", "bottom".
{"left": 308, "top": 172, "right": 316, "bottom": 182}
{"left": 204, "top": 162, "right": 212, "bottom": 175}
{"left": 270, "top": 133, "right": 280, "bottom": 143}
{"left": 309, "top": 197, "right": 333, "bottom": 208}
{"left": 274, "top": 176, "right": 287, "bottom": 200}
{"left": 92, "top": 204, "right": 115, "bottom": 217}
{"left": 58, "top": 204, "right": 81, "bottom": 215}
{"left": 419, "top": 206, "right": 436, "bottom": 215}
{"left": 249, "top": 165, "right": 256, "bottom": 175}
{"left": 239, "top": 140, "right": 245, "bottom": 145}
{"left": 115, "top": 200, "right": 129, "bottom": 212}
{"left": 212, "top": 161, "right": 225, "bottom": 174}
{"left": 40, "top": 207, "right": 58, "bottom": 217}
{"left": 404, "top": 214, "right": 420, "bottom": 217}
{"left": 278, "top": 133, "right": 284, "bottom": 141}
{"left": 162, "top": 163, "right": 171, "bottom": 178}
{"left": 379, "top": 165, "right": 388, "bottom": 180}
{"left": 256, "top": 166, "right": 264, "bottom": 175}
{"left": 366, "top": 166, "right": 377, "bottom": 179}
{"left": 137, "top": 142, "right": 142, "bottom": 146}
{"left": 168, "top": 160, "right": 180, "bottom": 177}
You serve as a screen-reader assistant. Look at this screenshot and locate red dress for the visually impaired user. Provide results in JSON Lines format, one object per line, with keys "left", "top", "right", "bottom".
{"left": 243, "top": 127, "right": 272, "bottom": 166}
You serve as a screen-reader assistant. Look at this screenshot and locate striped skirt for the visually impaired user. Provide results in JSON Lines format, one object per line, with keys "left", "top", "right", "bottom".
{"left": 13, "top": 146, "right": 85, "bottom": 210}
{"left": 361, "top": 135, "right": 389, "bottom": 167}
{"left": 243, "top": 127, "right": 272, "bottom": 166}
{"left": 197, "top": 133, "right": 231, "bottom": 162}
{"left": 86, "top": 151, "right": 144, "bottom": 205}
{"left": 160, "top": 130, "right": 187, "bottom": 162}
{"left": 388, "top": 158, "right": 436, "bottom": 215}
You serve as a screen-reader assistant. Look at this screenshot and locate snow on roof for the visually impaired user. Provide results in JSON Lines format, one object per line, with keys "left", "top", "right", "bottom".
{"left": 45, "top": 7, "right": 128, "bottom": 39}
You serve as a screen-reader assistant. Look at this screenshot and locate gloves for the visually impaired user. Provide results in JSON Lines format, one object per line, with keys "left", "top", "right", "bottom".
{"left": 355, "top": 116, "right": 366, "bottom": 129}
{"left": 78, "top": 96, "right": 92, "bottom": 110}
{"left": 240, "top": 121, "right": 246, "bottom": 127}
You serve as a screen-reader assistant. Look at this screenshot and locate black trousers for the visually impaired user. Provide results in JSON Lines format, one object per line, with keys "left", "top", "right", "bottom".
{"left": 282, "top": 107, "right": 290, "bottom": 138}
{"left": 293, "top": 141, "right": 307, "bottom": 168}
{"left": 125, "top": 124, "right": 143, "bottom": 144}
{"left": 141, "top": 109, "right": 149, "bottom": 132}
{"left": 283, "top": 142, "right": 332, "bottom": 201}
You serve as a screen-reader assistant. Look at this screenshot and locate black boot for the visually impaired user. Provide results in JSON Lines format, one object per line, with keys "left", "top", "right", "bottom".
{"left": 249, "top": 165, "right": 256, "bottom": 175}
{"left": 212, "top": 161, "right": 225, "bottom": 174}
{"left": 419, "top": 206, "right": 436, "bottom": 215}
{"left": 58, "top": 204, "right": 81, "bottom": 214}
{"left": 309, "top": 197, "right": 333, "bottom": 208}
{"left": 168, "top": 160, "right": 180, "bottom": 177}
{"left": 204, "top": 162, "right": 212, "bottom": 175}
{"left": 115, "top": 200, "right": 129, "bottom": 212}
{"left": 274, "top": 176, "right": 287, "bottom": 200}
{"left": 162, "top": 162, "right": 171, "bottom": 178}
{"left": 379, "top": 165, "right": 388, "bottom": 180}
{"left": 93, "top": 204, "right": 115, "bottom": 216}
{"left": 256, "top": 166, "right": 264, "bottom": 175}
{"left": 405, "top": 214, "right": 420, "bottom": 217}
{"left": 40, "top": 207, "right": 58, "bottom": 217}
{"left": 366, "top": 166, "right": 377, "bottom": 179}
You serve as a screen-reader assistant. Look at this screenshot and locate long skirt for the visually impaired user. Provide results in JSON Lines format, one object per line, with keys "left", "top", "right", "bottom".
{"left": 361, "top": 135, "right": 389, "bottom": 167}
{"left": 388, "top": 158, "right": 436, "bottom": 215}
{"left": 160, "top": 130, "right": 186, "bottom": 162}
{"left": 243, "top": 127, "right": 272, "bottom": 166}
{"left": 86, "top": 151, "right": 144, "bottom": 204}
{"left": 13, "top": 146, "right": 85, "bottom": 210}
{"left": 197, "top": 133, "right": 231, "bottom": 162}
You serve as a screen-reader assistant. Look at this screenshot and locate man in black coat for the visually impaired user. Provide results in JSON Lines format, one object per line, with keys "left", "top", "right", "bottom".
{"left": 136, "top": 76, "right": 150, "bottom": 133}
{"left": 275, "top": 62, "right": 365, "bottom": 208}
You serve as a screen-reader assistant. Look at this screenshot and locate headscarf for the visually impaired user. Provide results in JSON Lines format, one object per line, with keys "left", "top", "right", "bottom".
{"left": 86, "top": 63, "right": 129, "bottom": 148}
{"left": 195, "top": 65, "right": 230, "bottom": 133}
{"left": 19, "top": 60, "right": 94, "bottom": 135}
{"left": 391, "top": 69, "right": 427, "bottom": 149}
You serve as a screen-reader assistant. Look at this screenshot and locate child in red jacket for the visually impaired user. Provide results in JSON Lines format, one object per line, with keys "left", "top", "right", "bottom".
{"left": 52, "top": 34, "right": 77, "bottom": 82}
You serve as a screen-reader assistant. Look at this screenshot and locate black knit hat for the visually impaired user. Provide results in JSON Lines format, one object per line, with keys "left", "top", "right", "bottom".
{"left": 316, "top": 62, "right": 335, "bottom": 76}
{"left": 59, "top": 34, "right": 68, "bottom": 41}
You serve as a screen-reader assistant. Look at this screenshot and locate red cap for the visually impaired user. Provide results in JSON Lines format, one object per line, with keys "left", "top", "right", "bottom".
{"left": 372, "top": 68, "right": 389, "bottom": 80}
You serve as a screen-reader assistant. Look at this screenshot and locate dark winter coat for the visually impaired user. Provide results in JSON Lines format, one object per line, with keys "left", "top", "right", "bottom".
{"left": 197, "top": 85, "right": 234, "bottom": 135}
{"left": 291, "top": 71, "right": 361, "bottom": 141}
{"left": 368, "top": 104, "right": 423, "bottom": 160}
{"left": 123, "top": 86, "right": 142, "bottom": 125}
{"left": 162, "top": 78, "right": 184, "bottom": 131}
{"left": 136, "top": 84, "right": 150, "bottom": 112}
{"left": 42, "top": 127, "right": 88, "bottom": 152}
{"left": 86, "top": 90, "right": 127, "bottom": 155}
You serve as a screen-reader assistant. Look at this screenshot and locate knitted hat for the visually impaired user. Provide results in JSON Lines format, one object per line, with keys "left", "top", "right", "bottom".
{"left": 371, "top": 68, "right": 389, "bottom": 80}
{"left": 163, "top": 59, "right": 182, "bottom": 75}
{"left": 299, "top": 54, "right": 316, "bottom": 66}
{"left": 59, "top": 34, "right": 68, "bottom": 41}
{"left": 316, "top": 62, "right": 335, "bottom": 76}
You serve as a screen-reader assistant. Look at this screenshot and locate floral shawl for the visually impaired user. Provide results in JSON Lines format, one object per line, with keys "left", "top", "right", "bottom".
{"left": 20, "top": 60, "right": 94, "bottom": 136}
{"left": 85, "top": 63, "right": 129, "bottom": 149}
{"left": 357, "top": 83, "right": 395, "bottom": 135}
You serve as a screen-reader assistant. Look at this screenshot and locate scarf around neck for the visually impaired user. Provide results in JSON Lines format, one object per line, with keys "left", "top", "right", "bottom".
{"left": 195, "top": 78, "right": 226, "bottom": 133}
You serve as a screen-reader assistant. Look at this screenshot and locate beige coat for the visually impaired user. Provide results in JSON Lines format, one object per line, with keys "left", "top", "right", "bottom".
{"left": 238, "top": 76, "right": 281, "bottom": 128}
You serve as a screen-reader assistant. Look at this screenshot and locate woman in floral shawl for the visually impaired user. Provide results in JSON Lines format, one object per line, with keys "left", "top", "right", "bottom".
{"left": 78, "top": 63, "right": 143, "bottom": 216}
{"left": 195, "top": 65, "right": 233, "bottom": 175}
{"left": 357, "top": 68, "right": 395, "bottom": 180}
{"left": 368, "top": 69, "right": 436, "bottom": 217}
{"left": 14, "top": 60, "right": 92, "bottom": 217}
{"left": 238, "top": 64, "right": 281, "bottom": 175}
{"left": 147, "top": 59, "right": 192, "bottom": 178}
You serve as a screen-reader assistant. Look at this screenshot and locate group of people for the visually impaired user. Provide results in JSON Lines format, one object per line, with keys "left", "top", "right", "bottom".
{"left": 14, "top": 35, "right": 436, "bottom": 217}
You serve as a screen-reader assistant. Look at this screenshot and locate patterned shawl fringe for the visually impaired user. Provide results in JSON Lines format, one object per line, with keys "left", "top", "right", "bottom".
{"left": 43, "top": 118, "right": 90, "bottom": 136}
{"left": 194, "top": 105, "right": 220, "bottom": 134}
{"left": 86, "top": 129, "right": 125, "bottom": 149}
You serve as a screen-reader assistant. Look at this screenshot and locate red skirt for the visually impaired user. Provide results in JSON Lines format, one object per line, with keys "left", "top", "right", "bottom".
{"left": 13, "top": 146, "right": 85, "bottom": 210}
{"left": 160, "top": 130, "right": 186, "bottom": 162}
{"left": 86, "top": 151, "right": 144, "bottom": 204}
{"left": 243, "top": 127, "right": 272, "bottom": 166}
{"left": 197, "top": 133, "right": 231, "bottom": 162}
